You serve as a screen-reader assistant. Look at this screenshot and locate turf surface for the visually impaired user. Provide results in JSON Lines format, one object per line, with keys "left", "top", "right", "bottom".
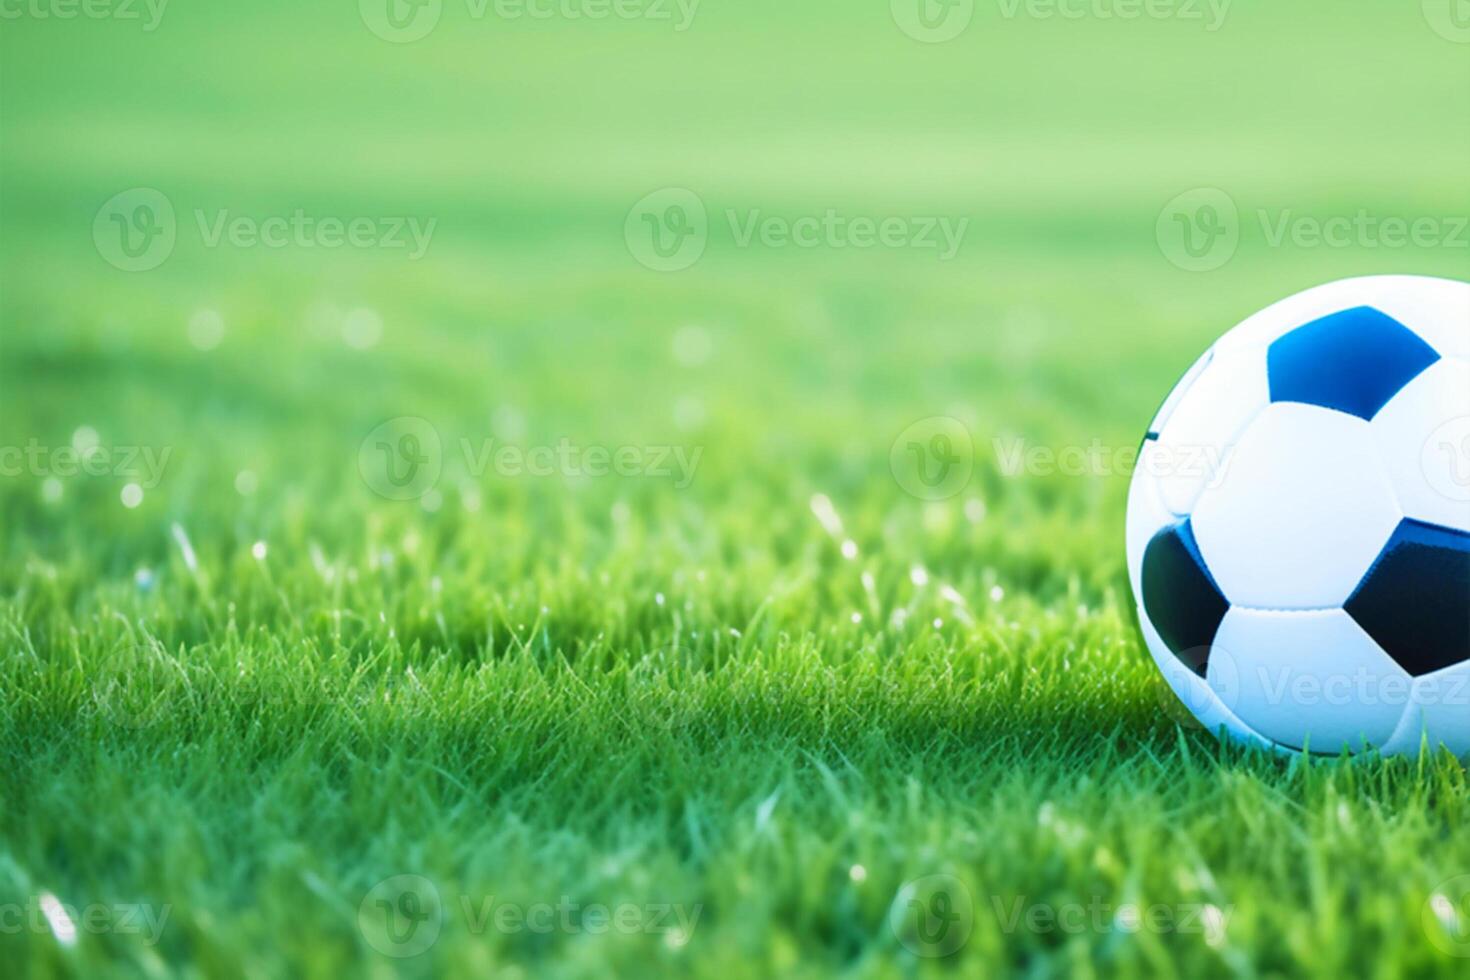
{"left": 2, "top": 1, "right": 1469, "bottom": 976}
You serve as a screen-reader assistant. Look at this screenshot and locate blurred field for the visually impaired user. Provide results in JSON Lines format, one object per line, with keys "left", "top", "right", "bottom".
{"left": 1, "top": 1, "right": 1468, "bottom": 976}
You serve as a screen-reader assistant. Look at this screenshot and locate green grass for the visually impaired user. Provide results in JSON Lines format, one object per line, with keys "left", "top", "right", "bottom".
{"left": 2, "top": 1, "right": 1469, "bottom": 976}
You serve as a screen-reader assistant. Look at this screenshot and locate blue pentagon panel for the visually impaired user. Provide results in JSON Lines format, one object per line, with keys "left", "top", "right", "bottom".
{"left": 1141, "top": 519, "right": 1230, "bottom": 677}
{"left": 1345, "top": 519, "right": 1470, "bottom": 677}
{"left": 1267, "top": 306, "right": 1440, "bottom": 421}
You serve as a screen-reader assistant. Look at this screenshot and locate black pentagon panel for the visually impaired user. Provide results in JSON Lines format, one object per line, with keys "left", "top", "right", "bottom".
{"left": 1345, "top": 519, "right": 1470, "bottom": 677}
{"left": 1141, "top": 519, "right": 1230, "bottom": 677}
{"left": 1267, "top": 306, "right": 1440, "bottom": 421}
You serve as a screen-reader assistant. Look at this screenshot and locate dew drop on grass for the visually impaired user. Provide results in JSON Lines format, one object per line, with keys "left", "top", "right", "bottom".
{"left": 40, "top": 477, "right": 63, "bottom": 504}
{"left": 120, "top": 483, "right": 144, "bottom": 509}
{"left": 251, "top": 541, "right": 268, "bottom": 561}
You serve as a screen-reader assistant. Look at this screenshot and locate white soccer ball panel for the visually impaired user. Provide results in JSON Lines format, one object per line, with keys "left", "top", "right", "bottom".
{"left": 1147, "top": 346, "right": 1214, "bottom": 434}
{"left": 1370, "top": 356, "right": 1470, "bottom": 532}
{"left": 1148, "top": 344, "right": 1270, "bottom": 515}
{"left": 1378, "top": 660, "right": 1470, "bottom": 760}
{"left": 1215, "top": 608, "right": 1410, "bottom": 753}
{"left": 1192, "top": 403, "right": 1403, "bottom": 609}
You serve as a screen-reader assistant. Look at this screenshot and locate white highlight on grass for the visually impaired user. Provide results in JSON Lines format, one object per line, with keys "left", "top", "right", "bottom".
{"left": 840, "top": 539, "right": 858, "bottom": 560}
{"left": 171, "top": 522, "right": 199, "bottom": 573}
{"left": 460, "top": 481, "right": 482, "bottom": 514}
{"left": 964, "top": 497, "right": 987, "bottom": 523}
{"left": 850, "top": 612, "right": 862, "bottom": 624}
{"left": 251, "top": 541, "right": 268, "bottom": 561}
{"left": 41, "top": 477, "right": 63, "bottom": 504}
{"left": 421, "top": 489, "right": 443, "bottom": 513}
{"left": 234, "top": 470, "right": 259, "bottom": 496}
{"left": 671, "top": 324, "right": 713, "bottom": 367}
{"left": 754, "top": 790, "right": 780, "bottom": 832}
{"left": 134, "top": 567, "right": 155, "bottom": 590}
{"left": 849, "top": 864, "right": 867, "bottom": 883}
{"left": 188, "top": 309, "right": 226, "bottom": 351}
{"left": 1201, "top": 904, "right": 1228, "bottom": 948}
{"left": 38, "top": 893, "right": 77, "bottom": 947}
{"left": 120, "top": 483, "right": 144, "bottom": 509}
{"left": 342, "top": 308, "right": 383, "bottom": 350}
{"left": 989, "top": 585, "right": 1005, "bottom": 602}
{"left": 655, "top": 593, "right": 666, "bottom": 607}
{"left": 673, "top": 395, "right": 706, "bottom": 431}
{"left": 71, "top": 426, "right": 100, "bottom": 452}
{"left": 909, "top": 565, "right": 929, "bottom": 587}
{"left": 663, "top": 927, "right": 690, "bottom": 950}
{"left": 809, "top": 494, "right": 843, "bottom": 538}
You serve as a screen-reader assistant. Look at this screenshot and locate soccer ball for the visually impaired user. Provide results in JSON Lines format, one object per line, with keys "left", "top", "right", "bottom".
{"left": 1126, "top": 275, "right": 1470, "bottom": 758}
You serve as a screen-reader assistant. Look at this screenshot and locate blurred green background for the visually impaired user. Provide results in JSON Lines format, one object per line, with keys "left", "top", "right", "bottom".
{"left": 1, "top": 1, "right": 1468, "bottom": 977}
